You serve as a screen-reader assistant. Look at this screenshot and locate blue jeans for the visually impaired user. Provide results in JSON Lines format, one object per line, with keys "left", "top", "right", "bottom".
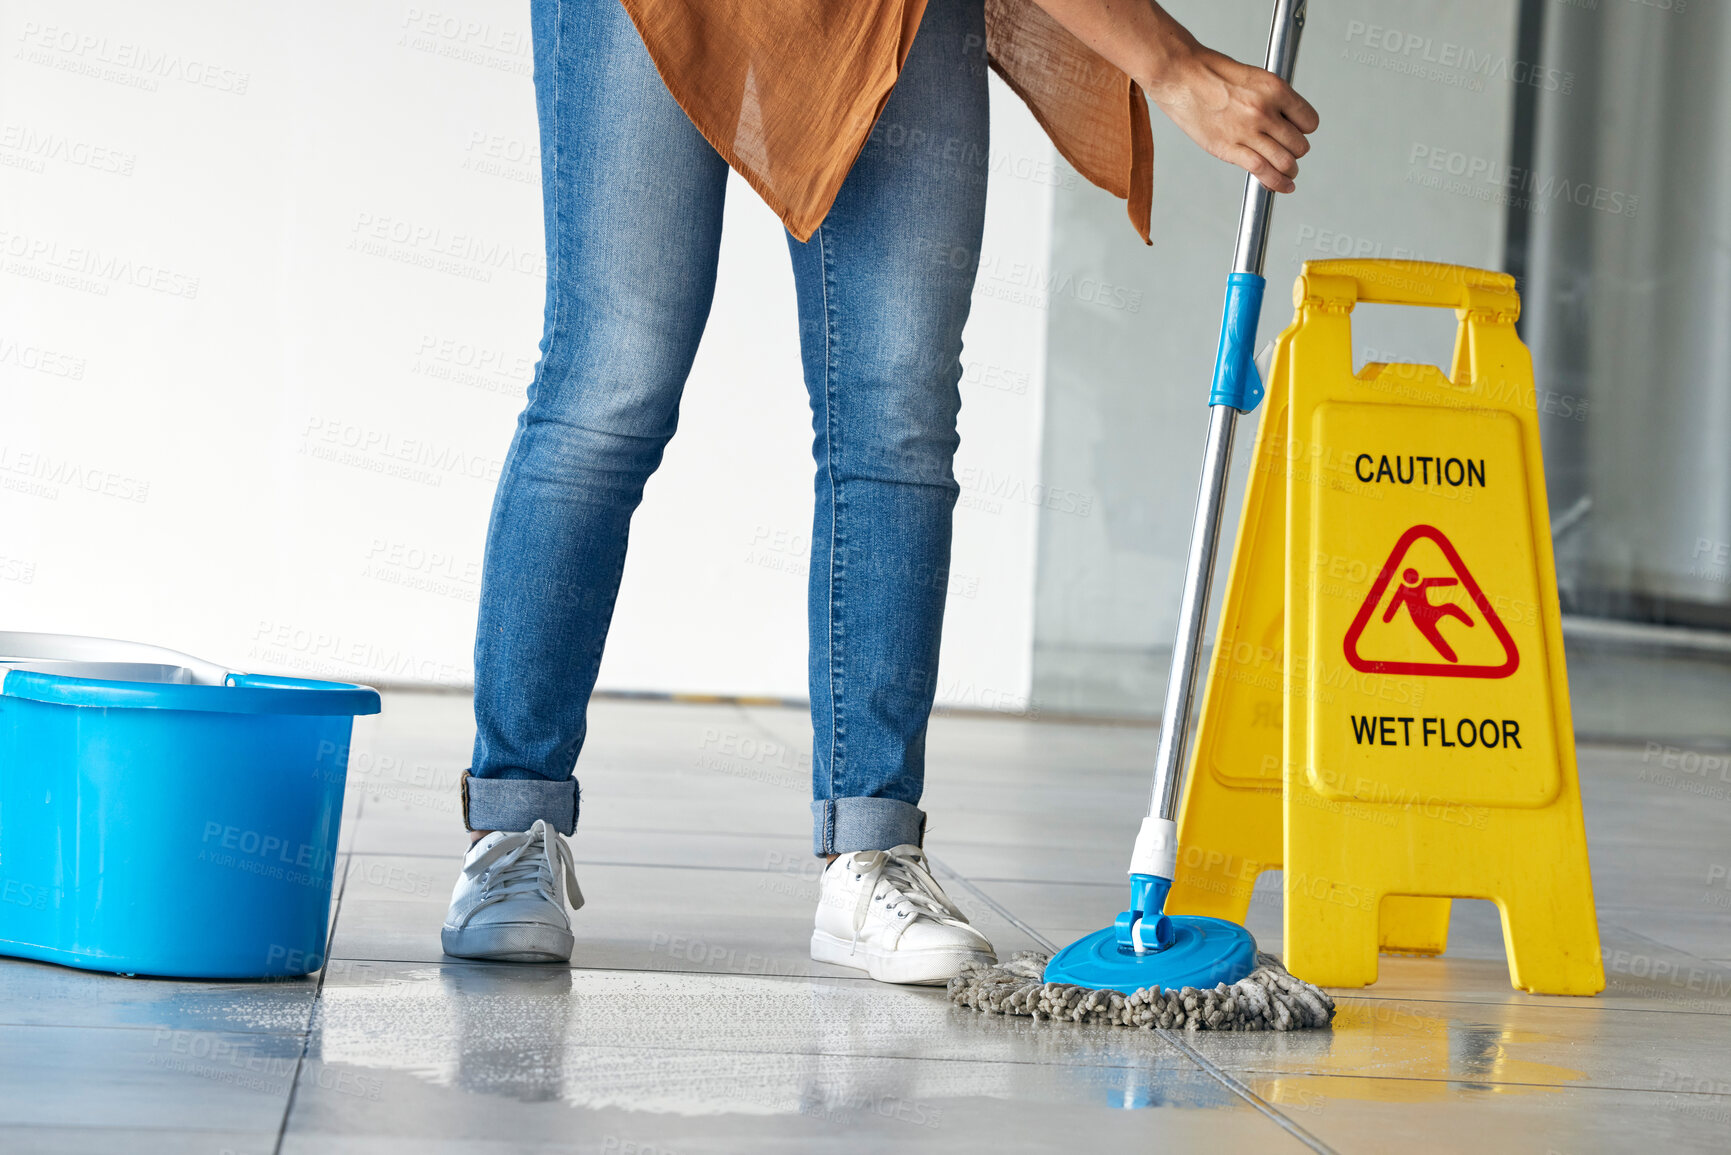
{"left": 464, "top": 0, "right": 988, "bottom": 854}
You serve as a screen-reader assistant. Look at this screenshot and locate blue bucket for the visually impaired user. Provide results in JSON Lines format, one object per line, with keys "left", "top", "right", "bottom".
{"left": 0, "top": 633, "right": 381, "bottom": 979}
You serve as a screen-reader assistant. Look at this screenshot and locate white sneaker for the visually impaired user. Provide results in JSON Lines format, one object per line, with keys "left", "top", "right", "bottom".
{"left": 810, "top": 844, "right": 996, "bottom": 985}
{"left": 441, "top": 819, "right": 583, "bottom": 963}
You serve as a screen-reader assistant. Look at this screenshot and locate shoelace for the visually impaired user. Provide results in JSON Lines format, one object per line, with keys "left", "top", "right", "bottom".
{"left": 464, "top": 819, "right": 584, "bottom": 917}
{"left": 845, "top": 846, "right": 990, "bottom": 952}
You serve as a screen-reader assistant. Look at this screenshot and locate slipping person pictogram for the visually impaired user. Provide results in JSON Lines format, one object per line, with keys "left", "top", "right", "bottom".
{"left": 1343, "top": 524, "right": 1519, "bottom": 679}
{"left": 1383, "top": 568, "right": 1473, "bottom": 662}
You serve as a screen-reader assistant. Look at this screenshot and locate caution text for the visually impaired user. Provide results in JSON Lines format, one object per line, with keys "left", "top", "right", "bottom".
{"left": 1354, "top": 454, "right": 1485, "bottom": 487}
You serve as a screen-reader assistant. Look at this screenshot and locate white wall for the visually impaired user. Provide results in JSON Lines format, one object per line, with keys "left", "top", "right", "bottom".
{"left": 1, "top": 1, "right": 1055, "bottom": 709}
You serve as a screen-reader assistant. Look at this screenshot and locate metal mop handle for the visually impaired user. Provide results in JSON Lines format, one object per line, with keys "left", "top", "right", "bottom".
{"left": 1148, "top": 0, "right": 1308, "bottom": 825}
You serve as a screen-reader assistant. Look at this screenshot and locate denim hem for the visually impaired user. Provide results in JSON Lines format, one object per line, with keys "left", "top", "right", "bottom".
{"left": 811, "top": 798, "right": 926, "bottom": 855}
{"left": 462, "top": 770, "right": 580, "bottom": 835}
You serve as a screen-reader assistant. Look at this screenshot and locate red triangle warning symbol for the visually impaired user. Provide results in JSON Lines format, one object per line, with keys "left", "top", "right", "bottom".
{"left": 1343, "top": 524, "right": 1520, "bottom": 679}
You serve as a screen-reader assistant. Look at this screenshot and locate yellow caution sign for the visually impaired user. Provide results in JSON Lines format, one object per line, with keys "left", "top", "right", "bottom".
{"left": 1171, "top": 259, "right": 1602, "bottom": 995}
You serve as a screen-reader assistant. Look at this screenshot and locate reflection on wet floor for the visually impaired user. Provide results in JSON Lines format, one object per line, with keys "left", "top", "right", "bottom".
{"left": 309, "top": 963, "right": 1230, "bottom": 1116}
{"left": 4, "top": 695, "right": 1730, "bottom": 1153}
{"left": 1241, "top": 1000, "right": 1588, "bottom": 1101}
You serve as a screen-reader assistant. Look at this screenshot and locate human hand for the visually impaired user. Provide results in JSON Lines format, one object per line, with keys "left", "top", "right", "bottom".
{"left": 1142, "top": 44, "right": 1318, "bottom": 193}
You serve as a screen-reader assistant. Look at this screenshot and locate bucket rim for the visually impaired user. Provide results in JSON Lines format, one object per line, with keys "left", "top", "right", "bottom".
{"left": 0, "top": 669, "right": 382, "bottom": 716}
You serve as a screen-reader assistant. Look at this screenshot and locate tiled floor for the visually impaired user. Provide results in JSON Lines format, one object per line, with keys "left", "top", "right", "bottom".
{"left": 4, "top": 691, "right": 1729, "bottom": 1153}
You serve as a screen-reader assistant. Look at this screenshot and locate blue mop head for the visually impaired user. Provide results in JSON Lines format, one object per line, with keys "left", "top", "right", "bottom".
{"left": 1042, "top": 873, "right": 1258, "bottom": 993}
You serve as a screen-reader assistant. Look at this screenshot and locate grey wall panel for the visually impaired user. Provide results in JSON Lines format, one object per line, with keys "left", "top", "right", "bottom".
{"left": 1032, "top": 0, "right": 1518, "bottom": 714}
{"left": 1529, "top": 0, "right": 1731, "bottom": 624}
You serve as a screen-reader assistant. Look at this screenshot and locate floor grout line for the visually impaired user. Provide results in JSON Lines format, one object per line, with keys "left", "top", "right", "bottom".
{"left": 340, "top": 851, "right": 814, "bottom": 873}
{"left": 925, "top": 857, "right": 1059, "bottom": 953}
{"left": 0, "top": 1122, "right": 288, "bottom": 1138}
{"left": 1327, "top": 989, "right": 1731, "bottom": 1014}
{"left": 340, "top": 850, "right": 1144, "bottom": 888}
{"left": 317, "top": 957, "right": 889, "bottom": 985}
{"left": 272, "top": 841, "right": 355, "bottom": 1155}
{"left": 1157, "top": 1030, "right": 1338, "bottom": 1154}
{"left": 1610, "top": 924, "right": 1731, "bottom": 973}
{"left": 344, "top": 828, "right": 801, "bottom": 849}
{"left": 0, "top": 1018, "right": 317, "bottom": 1037}
{"left": 1162, "top": 1068, "right": 1731, "bottom": 1098}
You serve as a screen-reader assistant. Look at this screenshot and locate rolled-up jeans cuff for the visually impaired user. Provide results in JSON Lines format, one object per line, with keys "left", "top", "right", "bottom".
{"left": 461, "top": 770, "right": 579, "bottom": 835}
{"left": 812, "top": 798, "right": 926, "bottom": 855}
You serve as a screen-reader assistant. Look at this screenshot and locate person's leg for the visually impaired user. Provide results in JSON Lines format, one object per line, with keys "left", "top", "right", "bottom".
{"left": 447, "top": 0, "right": 727, "bottom": 961}
{"left": 791, "top": 0, "right": 996, "bottom": 984}
{"left": 788, "top": 0, "right": 989, "bottom": 858}
{"left": 465, "top": 0, "right": 728, "bottom": 831}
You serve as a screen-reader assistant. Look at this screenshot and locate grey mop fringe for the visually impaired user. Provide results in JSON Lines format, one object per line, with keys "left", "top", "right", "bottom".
{"left": 947, "top": 950, "right": 1334, "bottom": 1031}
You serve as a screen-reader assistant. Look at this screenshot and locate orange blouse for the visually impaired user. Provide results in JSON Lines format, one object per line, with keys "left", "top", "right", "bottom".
{"left": 619, "top": 0, "right": 1153, "bottom": 243}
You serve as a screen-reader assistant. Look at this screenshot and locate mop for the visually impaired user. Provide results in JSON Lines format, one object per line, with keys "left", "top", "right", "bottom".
{"left": 949, "top": 0, "right": 1333, "bottom": 1032}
